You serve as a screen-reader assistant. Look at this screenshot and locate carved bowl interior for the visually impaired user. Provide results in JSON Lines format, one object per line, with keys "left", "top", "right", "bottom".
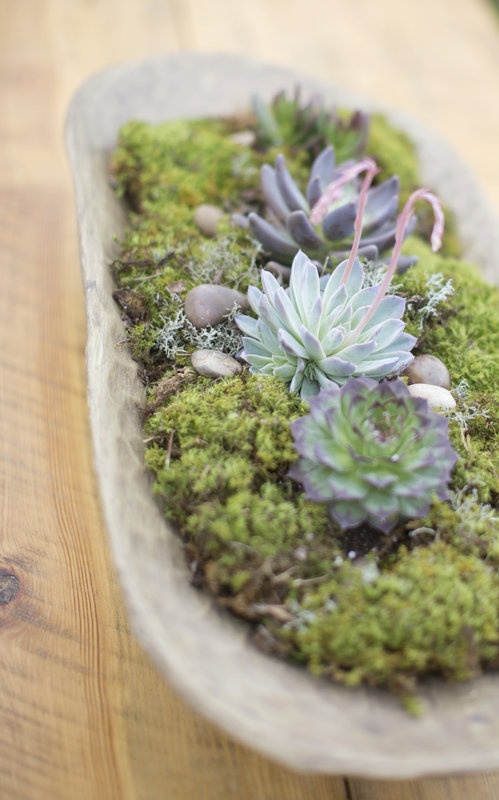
{"left": 65, "top": 53, "right": 499, "bottom": 778}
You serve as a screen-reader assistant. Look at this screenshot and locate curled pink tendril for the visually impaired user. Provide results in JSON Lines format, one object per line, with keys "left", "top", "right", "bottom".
{"left": 381, "top": 188, "right": 444, "bottom": 300}
{"left": 348, "top": 188, "right": 445, "bottom": 339}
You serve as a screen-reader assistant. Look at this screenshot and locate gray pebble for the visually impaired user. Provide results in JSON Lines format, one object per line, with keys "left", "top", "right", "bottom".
{"left": 264, "top": 261, "right": 292, "bottom": 284}
{"left": 185, "top": 284, "right": 249, "bottom": 328}
{"left": 407, "top": 383, "right": 456, "bottom": 411}
{"left": 194, "top": 204, "right": 224, "bottom": 237}
{"left": 191, "top": 349, "right": 242, "bottom": 378}
{"left": 404, "top": 354, "right": 451, "bottom": 389}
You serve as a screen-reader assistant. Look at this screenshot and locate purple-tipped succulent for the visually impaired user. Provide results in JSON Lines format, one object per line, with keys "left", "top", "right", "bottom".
{"left": 235, "top": 146, "right": 416, "bottom": 266}
{"left": 236, "top": 187, "right": 444, "bottom": 399}
{"left": 289, "top": 377, "right": 459, "bottom": 532}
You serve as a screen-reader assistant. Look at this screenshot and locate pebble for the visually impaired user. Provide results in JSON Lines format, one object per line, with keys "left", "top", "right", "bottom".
{"left": 194, "top": 204, "right": 224, "bottom": 237}
{"left": 263, "top": 260, "right": 292, "bottom": 284}
{"left": 403, "top": 354, "right": 451, "bottom": 389}
{"left": 191, "top": 349, "right": 242, "bottom": 378}
{"left": 230, "top": 130, "right": 256, "bottom": 147}
{"left": 407, "top": 383, "right": 456, "bottom": 412}
{"left": 184, "top": 284, "right": 249, "bottom": 328}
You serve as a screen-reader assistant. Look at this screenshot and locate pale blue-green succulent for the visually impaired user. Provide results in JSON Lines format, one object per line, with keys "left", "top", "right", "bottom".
{"left": 235, "top": 249, "right": 416, "bottom": 399}
{"left": 289, "top": 377, "right": 459, "bottom": 532}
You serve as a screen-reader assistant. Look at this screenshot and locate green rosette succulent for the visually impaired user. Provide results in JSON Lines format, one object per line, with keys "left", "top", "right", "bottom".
{"left": 252, "top": 87, "right": 369, "bottom": 160}
{"left": 235, "top": 249, "right": 416, "bottom": 399}
{"left": 289, "top": 377, "right": 459, "bottom": 532}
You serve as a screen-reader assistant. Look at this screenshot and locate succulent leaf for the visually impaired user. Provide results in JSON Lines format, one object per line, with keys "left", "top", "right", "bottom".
{"left": 289, "top": 377, "right": 459, "bottom": 532}
{"left": 322, "top": 203, "right": 357, "bottom": 241}
{"left": 248, "top": 213, "right": 296, "bottom": 258}
{"left": 275, "top": 154, "right": 308, "bottom": 211}
{"left": 287, "top": 210, "right": 326, "bottom": 251}
{"left": 363, "top": 176, "right": 400, "bottom": 229}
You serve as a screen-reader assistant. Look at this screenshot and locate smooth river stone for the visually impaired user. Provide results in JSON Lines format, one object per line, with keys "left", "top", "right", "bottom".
{"left": 184, "top": 284, "right": 249, "bottom": 328}
{"left": 264, "top": 260, "right": 292, "bottom": 284}
{"left": 191, "top": 349, "right": 242, "bottom": 378}
{"left": 193, "top": 204, "right": 224, "bottom": 237}
{"left": 407, "top": 383, "right": 456, "bottom": 411}
{"left": 404, "top": 354, "right": 451, "bottom": 389}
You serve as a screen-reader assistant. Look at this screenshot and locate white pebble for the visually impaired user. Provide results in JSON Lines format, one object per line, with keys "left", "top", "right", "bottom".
{"left": 407, "top": 383, "right": 456, "bottom": 411}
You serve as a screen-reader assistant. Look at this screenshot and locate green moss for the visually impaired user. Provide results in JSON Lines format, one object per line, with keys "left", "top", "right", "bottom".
{"left": 112, "top": 118, "right": 246, "bottom": 211}
{"left": 290, "top": 543, "right": 499, "bottom": 688}
{"left": 145, "top": 375, "right": 337, "bottom": 595}
{"left": 110, "top": 117, "right": 270, "bottom": 368}
{"left": 398, "top": 236, "right": 499, "bottom": 390}
{"left": 145, "top": 374, "right": 305, "bottom": 521}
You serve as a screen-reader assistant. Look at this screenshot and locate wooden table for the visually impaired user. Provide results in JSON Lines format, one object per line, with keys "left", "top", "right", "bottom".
{"left": 2, "top": 1, "right": 499, "bottom": 797}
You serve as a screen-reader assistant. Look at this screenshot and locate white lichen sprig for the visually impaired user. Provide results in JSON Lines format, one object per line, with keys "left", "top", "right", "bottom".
{"left": 186, "top": 235, "right": 261, "bottom": 291}
{"left": 407, "top": 271, "right": 454, "bottom": 331}
{"left": 450, "top": 487, "right": 499, "bottom": 530}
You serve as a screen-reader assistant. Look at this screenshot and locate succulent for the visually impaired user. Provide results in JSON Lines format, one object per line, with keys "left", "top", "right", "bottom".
{"left": 236, "top": 250, "right": 416, "bottom": 399}
{"left": 289, "top": 377, "right": 459, "bottom": 532}
{"left": 252, "top": 87, "right": 369, "bottom": 160}
{"left": 235, "top": 147, "right": 416, "bottom": 267}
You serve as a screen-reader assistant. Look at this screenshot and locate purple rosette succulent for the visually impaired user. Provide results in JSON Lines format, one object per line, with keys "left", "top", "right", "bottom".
{"left": 235, "top": 146, "right": 416, "bottom": 266}
{"left": 289, "top": 377, "right": 459, "bottom": 532}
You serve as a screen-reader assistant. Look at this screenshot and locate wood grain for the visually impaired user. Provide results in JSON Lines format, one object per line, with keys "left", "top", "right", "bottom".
{"left": 1, "top": 0, "right": 499, "bottom": 797}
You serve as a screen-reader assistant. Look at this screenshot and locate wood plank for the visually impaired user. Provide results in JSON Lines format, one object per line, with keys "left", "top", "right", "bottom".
{"left": 347, "top": 773, "right": 499, "bottom": 799}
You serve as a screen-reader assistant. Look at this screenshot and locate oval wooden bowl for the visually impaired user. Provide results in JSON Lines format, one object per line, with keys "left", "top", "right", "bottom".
{"left": 65, "top": 53, "right": 499, "bottom": 778}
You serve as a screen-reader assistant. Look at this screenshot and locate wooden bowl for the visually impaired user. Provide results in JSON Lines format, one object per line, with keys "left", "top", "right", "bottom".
{"left": 65, "top": 53, "right": 499, "bottom": 778}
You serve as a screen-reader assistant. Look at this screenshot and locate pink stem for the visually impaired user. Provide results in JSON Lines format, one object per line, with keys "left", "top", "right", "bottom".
{"left": 309, "top": 157, "right": 379, "bottom": 287}
{"left": 348, "top": 188, "right": 444, "bottom": 338}
{"left": 341, "top": 159, "right": 379, "bottom": 286}
{"left": 309, "top": 157, "right": 379, "bottom": 226}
